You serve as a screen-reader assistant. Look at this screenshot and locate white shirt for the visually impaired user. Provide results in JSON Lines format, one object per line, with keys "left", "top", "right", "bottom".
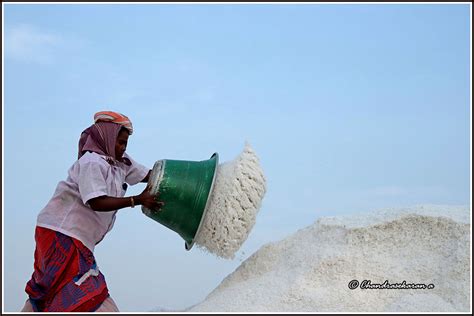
{"left": 36, "top": 151, "right": 149, "bottom": 252}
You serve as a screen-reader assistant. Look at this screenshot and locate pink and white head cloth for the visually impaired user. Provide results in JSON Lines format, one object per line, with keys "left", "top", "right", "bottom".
{"left": 77, "top": 111, "right": 133, "bottom": 165}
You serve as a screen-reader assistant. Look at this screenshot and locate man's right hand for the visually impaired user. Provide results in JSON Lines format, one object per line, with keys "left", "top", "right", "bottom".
{"left": 136, "top": 185, "right": 165, "bottom": 211}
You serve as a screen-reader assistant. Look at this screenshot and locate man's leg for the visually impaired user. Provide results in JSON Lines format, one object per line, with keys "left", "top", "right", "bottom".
{"left": 94, "top": 296, "right": 120, "bottom": 312}
{"left": 20, "top": 299, "right": 34, "bottom": 312}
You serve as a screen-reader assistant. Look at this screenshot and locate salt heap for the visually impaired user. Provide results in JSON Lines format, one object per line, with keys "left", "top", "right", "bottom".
{"left": 188, "top": 205, "right": 470, "bottom": 312}
{"left": 194, "top": 143, "right": 267, "bottom": 259}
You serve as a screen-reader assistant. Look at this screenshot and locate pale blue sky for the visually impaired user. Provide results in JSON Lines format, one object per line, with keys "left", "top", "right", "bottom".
{"left": 2, "top": 3, "right": 471, "bottom": 312}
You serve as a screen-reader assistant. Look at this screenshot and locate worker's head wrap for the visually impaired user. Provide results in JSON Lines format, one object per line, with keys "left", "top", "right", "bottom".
{"left": 93, "top": 111, "right": 133, "bottom": 135}
{"left": 78, "top": 111, "right": 133, "bottom": 165}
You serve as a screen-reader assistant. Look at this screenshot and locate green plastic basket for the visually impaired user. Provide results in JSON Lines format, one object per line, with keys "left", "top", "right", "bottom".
{"left": 142, "top": 153, "right": 219, "bottom": 250}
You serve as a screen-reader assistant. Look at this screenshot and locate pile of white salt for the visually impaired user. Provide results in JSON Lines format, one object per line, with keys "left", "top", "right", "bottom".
{"left": 188, "top": 205, "right": 470, "bottom": 312}
{"left": 194, "top": 143, "right": 267, "bottom": 259}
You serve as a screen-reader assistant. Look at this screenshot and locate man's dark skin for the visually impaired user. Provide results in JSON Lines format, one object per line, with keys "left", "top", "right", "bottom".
{"left": 87, "top": 128, "right": 164, "bottom": 212}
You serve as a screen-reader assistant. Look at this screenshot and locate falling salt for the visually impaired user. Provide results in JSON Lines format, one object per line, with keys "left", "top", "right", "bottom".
{"left": 194, "top": 143, "right": 267, "bottom": 259}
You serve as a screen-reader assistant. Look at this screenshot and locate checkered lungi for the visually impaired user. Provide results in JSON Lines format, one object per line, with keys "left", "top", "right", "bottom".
{"left": 25, "top": 226, "right": 109, "bottom": 312}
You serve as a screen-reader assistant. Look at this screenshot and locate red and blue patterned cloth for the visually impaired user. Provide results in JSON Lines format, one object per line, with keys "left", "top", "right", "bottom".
{"left": 25, "top": 226, "right": 109, "bottom": 312}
